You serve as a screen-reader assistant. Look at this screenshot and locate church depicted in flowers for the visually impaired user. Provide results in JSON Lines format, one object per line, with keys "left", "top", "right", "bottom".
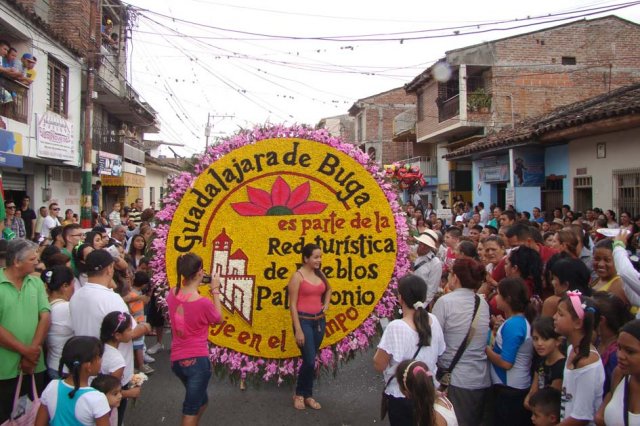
{"left": 210, "top": 229, "right": 256, "bottom": 325}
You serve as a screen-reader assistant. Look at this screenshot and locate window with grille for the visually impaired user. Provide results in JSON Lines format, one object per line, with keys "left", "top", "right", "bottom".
{"left": 47, "top": 55, "right": 69, "bottom": 116}
{"left": 50, "top": 167, "right": 81, "bottom": 182}
{"left": 613, "top": 169, "right": 640, "bottom": 218}
{"left": 574, "top": 176, "right": 592, "bottom": 214}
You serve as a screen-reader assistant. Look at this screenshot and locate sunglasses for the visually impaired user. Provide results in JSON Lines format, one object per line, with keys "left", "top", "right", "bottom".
{"left": 52, "top": 208, "right": 60, "bottom": 211}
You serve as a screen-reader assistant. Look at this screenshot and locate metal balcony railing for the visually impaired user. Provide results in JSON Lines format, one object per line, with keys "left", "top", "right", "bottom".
{"left": 0, "top": 75, "right": 29, "bottom": 124}
{"left": 438, "top": 95, "right": 459, "bottom": 122}
{"left": 402, "top": 155, "right": 437, "bottom": 177}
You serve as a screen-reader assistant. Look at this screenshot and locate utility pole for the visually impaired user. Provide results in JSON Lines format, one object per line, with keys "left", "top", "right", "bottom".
{"left": 205, "top": 113, "right": 234, "bottom": 150}
{"left": 81, "top": 0, "right": 99, "bottom": 228}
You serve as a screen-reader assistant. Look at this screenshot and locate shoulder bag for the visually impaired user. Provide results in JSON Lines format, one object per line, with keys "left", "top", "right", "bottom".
{"left": 0, "top": 373, "right": 41, "bottom": 426}
{"left": 436, "top": 294, "right": 481, "bottom": 393}
{"left": 380, "top": 344, "right": 423, "bottom": 420}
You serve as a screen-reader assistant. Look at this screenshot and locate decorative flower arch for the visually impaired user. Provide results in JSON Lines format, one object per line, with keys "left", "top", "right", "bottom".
{"left": 150, "top": 124, "right": 410, "bottom": 383}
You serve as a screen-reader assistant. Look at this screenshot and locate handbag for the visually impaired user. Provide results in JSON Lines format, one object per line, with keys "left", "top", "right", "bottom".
{"left": 380, "top": 344, "right": 423, "bottom": 420}
{"left": 1, "top": 373, "right": 41, "bottom": 426}
{"left": 436, "top": 295, "right": 481, "bottom": 393}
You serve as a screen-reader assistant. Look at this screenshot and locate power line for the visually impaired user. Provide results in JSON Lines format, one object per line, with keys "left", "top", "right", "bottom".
{"left": 127, "top": 1, "right": 640, "bottom": 42}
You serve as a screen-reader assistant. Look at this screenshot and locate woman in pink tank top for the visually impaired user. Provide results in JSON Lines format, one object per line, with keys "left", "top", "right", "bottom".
{"left": 288, "top": 243, "right": 332, "bottom": 411}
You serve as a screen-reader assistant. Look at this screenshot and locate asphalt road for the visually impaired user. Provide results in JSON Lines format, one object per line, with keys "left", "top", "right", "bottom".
{"left": 125, "top": 333, "right": 384, "bottom": 426}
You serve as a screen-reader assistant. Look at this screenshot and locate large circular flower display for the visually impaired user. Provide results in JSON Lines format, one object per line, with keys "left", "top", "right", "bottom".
{"left": 151, "top": 125, "right": 410, "bottom": 382}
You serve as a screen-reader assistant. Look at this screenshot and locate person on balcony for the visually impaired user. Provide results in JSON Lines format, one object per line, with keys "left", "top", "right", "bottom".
{"left": 0, "top": 40, "right": 17, "bottom": 105}
{"left": 0, "top": 46, "right": 23, "bottom": 81}
{"left": 101, "top": 19, "right": 117, "bottom": 48}
{"left": 19, "top": 54, "right": 36, "bottom": 85}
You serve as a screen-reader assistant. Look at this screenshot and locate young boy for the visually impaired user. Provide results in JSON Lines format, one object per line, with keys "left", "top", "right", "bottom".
{"left": 126, "top": 271, "right": 152, "bottom": 374}
{"left": 442, "top": 227, "right": 461, "bottom": 273}
{"left": 530, "top": 387, "right": 561, "bottom": 426}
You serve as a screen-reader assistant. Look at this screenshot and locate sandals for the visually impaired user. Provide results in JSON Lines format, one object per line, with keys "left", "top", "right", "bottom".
{"left": 293, "top": 396, "right": 322, "bottom": 410}
{"left": 304, "top": 397, "right": 321, "bottom": 410}
{"left": 293, "top": 395, "right": 305, "bottom": 410}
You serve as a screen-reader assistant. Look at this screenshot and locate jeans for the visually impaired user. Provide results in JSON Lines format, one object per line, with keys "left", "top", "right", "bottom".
{"left": 171, "top": 356, "right": 212, "bottom": 416}
{"left": 295, "top": 312, "right": 325, "bottom": 398}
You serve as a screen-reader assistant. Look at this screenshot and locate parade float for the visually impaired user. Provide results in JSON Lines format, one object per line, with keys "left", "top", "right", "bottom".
{"left": 150, "top": 125, "right": 409, "bottom": 383}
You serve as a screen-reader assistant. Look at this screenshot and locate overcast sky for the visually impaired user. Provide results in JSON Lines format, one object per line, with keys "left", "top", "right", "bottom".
{"left": 125, "top": 0, "right": 640, "bottom": 156}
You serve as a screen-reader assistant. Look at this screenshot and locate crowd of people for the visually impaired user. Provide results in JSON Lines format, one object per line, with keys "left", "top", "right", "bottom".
{"left": 4, "top": 187, "right": 640, "bottom": 425}
{"left": 374, "top": 196, "right": 640, "bottom": 425}
{"left": 0, "top": 197, "right": 162, "bottom": 426}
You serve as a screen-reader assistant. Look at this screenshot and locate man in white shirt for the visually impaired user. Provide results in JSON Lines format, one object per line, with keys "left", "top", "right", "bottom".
{"left": 40, "top": 202, "right": 61, "bottom": 241}
{"left": 477, "top": 202, "right": 489, "bottom": 225}
{"left": 412, "top": 229, "right": 443, "bottom": 305}
{"left": 69, "top": 250, "right": 150, "bottom": 423}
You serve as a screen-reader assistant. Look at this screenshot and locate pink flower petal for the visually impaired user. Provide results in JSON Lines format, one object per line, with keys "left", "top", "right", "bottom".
{"left": 230, "top": 202, "right": 268, "bottom": 216}
{"left": 246, "top": 187, "right": 273, "bottom": 209}
{"left": 287, "top": 181, "right": 310, "bottom": 209}
{"left": 271, "top": 177, "right": 291, "bottom": 207}
{"left": 292, "top": 201, "right": 327, "bottom": 214}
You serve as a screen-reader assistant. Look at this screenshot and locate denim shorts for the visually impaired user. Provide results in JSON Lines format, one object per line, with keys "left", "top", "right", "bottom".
{"left": 133, "top": 334, "right": 145, "bottom": 350}
{"left": 171, "top": 356, "right": 212, "bottom": 415}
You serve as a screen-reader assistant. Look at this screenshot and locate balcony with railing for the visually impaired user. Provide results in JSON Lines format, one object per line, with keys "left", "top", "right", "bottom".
{"left": 93, "top": 130, "right": 145, "bottom": 164}
{"left": 402, "top": 155, "right": 437, "bottom": 177}
{"left": 0, "top": 75, "right": 29, "bottom": 124}
{"left": 438, "top": 95, "right": 460, "bottom": 122}
{"left": 420, "top": 67, "right": 493, "bottom": 144}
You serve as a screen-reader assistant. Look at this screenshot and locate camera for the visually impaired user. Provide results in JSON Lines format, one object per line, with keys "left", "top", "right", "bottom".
{"left": 202, "top": 273, "right": 212, "bottom": 284}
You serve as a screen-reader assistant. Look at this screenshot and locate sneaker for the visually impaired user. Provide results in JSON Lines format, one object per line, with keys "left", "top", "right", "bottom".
{"left": 144, "top": 353, "right": 156, "bottom": 363}
{"left": 140, "top": 364, "right": 155, "bottom": 375}
{"left": 146, "top": 343, "right": 164, "bottom": 355}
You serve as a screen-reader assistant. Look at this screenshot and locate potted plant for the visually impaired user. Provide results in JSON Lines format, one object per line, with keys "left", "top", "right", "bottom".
{"left": 467, "top": 88, "right": 492, "bottom": 113}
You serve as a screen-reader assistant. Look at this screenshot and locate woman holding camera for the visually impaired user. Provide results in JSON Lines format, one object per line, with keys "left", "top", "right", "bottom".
{"left": 167, "top": 253, "right": 222, "bottom": 426}
{"left": 289, "top": 243, "right": 332, "bottom": 410}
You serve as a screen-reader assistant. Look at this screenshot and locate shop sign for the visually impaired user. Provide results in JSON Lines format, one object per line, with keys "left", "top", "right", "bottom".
{"left": 36, "top": 111, "right": 77, "bottom": 162}
{"left": 123, "top": 172, "right": 145, "bottom": 187}
{"left": 100, "top": 172, "right": 145, "bottom": 187}
{"left": 479, "top": 164, "right": 509, "bottom": 182}
{"left": 0, "top": 128, "right": 23, "bottom": 155}
{"left": 0, "top": 151, "right": 22, "bottom": 168}
{"left": 98, "top": 151, "right": 123, "bottom": 176}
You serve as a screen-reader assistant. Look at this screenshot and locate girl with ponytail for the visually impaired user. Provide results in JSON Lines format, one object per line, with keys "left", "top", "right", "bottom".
{"left": 553, "top": 291, "right": 605, "bottom": 424}
{"left": 36, "top": 336, "right": 111, "bottom": 425}
{"left": 374, "top": 274, "right": 446, "bottom": 425}
{"left": 167, "top": 253, "right": 222, "bottom": 425}
{"left": 394, "top": 360, "right": 458, "bottom": 425}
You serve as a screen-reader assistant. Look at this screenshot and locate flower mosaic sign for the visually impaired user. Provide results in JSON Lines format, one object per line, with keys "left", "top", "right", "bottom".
{"left": 153, "top": 125, "right": 410, "bottom": 381}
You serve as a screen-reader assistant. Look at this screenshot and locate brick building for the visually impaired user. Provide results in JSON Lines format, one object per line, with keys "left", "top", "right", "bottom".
{"left": 405, "top": 15, "right": 640, "bottom": 209}
{"left": 347, "top": 87, "right": 421, "bottom": 166}
{"left": 0, "top": 0, "right": 85, "bottom": 213}
{"left": 0, "top": 0, "right": 159, "bottom": 218}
